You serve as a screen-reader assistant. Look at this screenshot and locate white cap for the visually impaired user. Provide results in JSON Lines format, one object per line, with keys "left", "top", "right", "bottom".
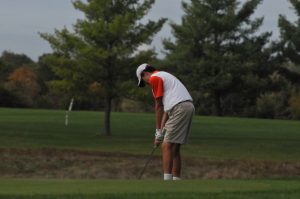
{"left": 136, "top": 63, "right": 148, "bottom": 87}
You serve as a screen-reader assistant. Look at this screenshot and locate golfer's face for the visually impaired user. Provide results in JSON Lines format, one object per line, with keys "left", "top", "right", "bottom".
{"left": 142, "top": 72, "right": 151, "bottom": 85}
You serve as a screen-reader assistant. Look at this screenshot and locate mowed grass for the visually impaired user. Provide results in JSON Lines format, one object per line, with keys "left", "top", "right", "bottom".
{"left": 1, "top": 108, "right": 300, "bottom": 198}
{"left": 0, "top": 179, "right": 300, "bottom": 199}
{"left": 1, "top": 108, "right": 300, "bottom": 160}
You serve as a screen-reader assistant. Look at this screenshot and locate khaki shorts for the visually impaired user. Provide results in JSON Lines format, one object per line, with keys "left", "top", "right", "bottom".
{"left": 163, "top": 101, "right": 195, "bottom": 144}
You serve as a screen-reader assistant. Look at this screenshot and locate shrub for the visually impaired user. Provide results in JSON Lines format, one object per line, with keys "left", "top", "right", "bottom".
{"left": 289, "top": 93, "right": 300, "bottom": 120}
{"left": 256, "top": 92, "right": 288, "bottom": 119}
{"left": 0, "top": 86, "right": 24, "bottom": 107}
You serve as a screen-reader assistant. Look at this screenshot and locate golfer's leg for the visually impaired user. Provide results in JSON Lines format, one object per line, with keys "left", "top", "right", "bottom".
{"left": 172, "top": 143, "right": 181, "bottom": 179}
{"left": 162, "top": 142, "right": 173, "bottom": 180}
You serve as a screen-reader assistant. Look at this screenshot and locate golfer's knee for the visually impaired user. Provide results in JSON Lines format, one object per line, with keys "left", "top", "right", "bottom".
{"left": 162, "top": 142, "right": 172, "bottom": 152}
{"left": 162, "top": 142, "right": 171, "bottom": 148}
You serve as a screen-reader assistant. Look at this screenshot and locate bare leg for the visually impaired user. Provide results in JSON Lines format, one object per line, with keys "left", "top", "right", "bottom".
{"left": 162, "top": 142, "right": 173, "bottom": 174}
{"left": 172, "top": 144, "right": 181, "bottom": 177}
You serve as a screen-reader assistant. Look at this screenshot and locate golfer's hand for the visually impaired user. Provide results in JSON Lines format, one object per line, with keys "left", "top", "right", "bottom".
{"left": 154, "top": 129, "right": 164, "bottom": 147}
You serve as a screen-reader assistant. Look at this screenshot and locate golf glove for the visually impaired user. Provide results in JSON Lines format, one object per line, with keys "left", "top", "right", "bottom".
{"left": 155, "top": 129, "right": 164, "bottom": 141}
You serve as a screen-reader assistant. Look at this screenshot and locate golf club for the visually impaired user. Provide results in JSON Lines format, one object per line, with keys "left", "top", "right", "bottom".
{"left": 138, "top": 145, "right": 158, "bottom": 179}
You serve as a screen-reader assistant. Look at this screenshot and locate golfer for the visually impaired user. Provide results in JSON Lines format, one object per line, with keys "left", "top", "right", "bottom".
{"left": 136, "top": 63, "right": 194, "bottom": 180}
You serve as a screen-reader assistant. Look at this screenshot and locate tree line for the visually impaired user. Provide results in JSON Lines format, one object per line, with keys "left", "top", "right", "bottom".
{"left": 1, "top": 0, "right": 300, "bottom": 135}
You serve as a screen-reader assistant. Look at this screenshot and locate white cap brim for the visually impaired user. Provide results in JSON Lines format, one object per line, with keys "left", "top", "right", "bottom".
{"left": 136, "top": 63, "right": 148, "bottom": 87}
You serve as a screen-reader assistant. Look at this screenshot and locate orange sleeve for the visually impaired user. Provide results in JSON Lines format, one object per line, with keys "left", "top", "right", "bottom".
{"left": 149, "top": 76, "right": 164, "bottom": 99}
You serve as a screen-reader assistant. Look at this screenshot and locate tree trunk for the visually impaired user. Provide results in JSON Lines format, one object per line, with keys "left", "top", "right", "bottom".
{"left": 104, "top": 95, "right": 112, "bottom": 136}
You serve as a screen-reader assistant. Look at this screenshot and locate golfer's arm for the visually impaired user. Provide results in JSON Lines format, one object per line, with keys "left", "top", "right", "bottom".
{"left": 155, "top": 97, "right": 165, "bottom": 129}
{"left": 161, "top": 112, "right": 169, "bottom": 129}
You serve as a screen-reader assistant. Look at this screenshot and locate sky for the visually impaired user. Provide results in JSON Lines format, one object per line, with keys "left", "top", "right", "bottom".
{"left": 0, "top": 0, "right": 298, "bottom": 61}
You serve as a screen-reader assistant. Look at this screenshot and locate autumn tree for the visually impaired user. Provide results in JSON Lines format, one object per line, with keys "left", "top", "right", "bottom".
{"left": 5, "top": 66, "right": 39, "bottom": 107}
{"left": 0, "top": 52, "right": 35, "bottom": 107}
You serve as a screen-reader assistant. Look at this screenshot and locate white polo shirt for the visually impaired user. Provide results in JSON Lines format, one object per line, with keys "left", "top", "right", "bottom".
{"left": 149, "top": 71, "right": 192, "bottom": 111}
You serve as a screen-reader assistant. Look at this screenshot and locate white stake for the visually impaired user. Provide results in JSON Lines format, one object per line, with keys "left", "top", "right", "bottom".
{"left": 65, "top": 111, "right": 69, "bottom": 126}
{"left": 68, "top": 98, "right": 74, "bottom": 111}
{"left": 65, "top": 97, "right": 74, "bottom": 126}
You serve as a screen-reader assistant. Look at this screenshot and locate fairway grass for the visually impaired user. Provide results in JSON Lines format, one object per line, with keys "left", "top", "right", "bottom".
{"left": 0, "top": 179, "right": 300, "bottom": 199}
{"left": 1, "top": 108, "right": 300, "bottom": 198}
{"left": 1, "top": 108, "right": 300, "bottom": 161}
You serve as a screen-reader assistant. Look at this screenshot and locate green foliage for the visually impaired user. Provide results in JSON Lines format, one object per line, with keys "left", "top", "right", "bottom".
{"left": 0, "top": 51, "right": 33, "bottom": 67}
{"left": 0, "top": 51, "right": 34, "bottom": 83}
{"left": 39, "top": 0, "right": 166, "bottom": 135}
{"left": 276, "top": 0, "right": 300, "bottom": 87}
{"left": 278, "top": 0, "right": 300, "bottom": 65}
{"left": 39, "top": 0, "right": 166, "bottom": 97}
{"left": 164, "top": 0, "right": 273, "bottom": 116}
{"left": 0, "top": 52, "right": 38, "bottom": 107}
{"left": 256, "top": 92, "right": 288, "bottom": 119}
{"left": 289, "top": 89, "right": 300, "bottom": 119}
{"left": 1, "top": 1, "right": 300, "bottom": 121}
{"left": 4, "top": 66, "right": 40, "bottom": 107}
{"left": 0, "top": 86, "right": 24, "bottom": 107}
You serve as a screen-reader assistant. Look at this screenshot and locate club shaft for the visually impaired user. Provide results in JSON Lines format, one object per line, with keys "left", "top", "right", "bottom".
{"left": 138, "top": 147, "right": 156, "bottom": 179}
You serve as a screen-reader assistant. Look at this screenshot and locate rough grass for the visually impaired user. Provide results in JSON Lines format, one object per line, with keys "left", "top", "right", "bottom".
{"left": 0, "top": 148, "right": 299, "bottom": 179}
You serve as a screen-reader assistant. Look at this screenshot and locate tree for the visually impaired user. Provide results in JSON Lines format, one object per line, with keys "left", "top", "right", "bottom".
{"left": 163, "top": 0, "right": 272, "bottom": 116}
{"left": 0, "top": 51, "right": 34, "bottom": 83}
{"left": 277, "top": 0, "right": 300, "bottom": 85}
{"left": 0, "top": 51, "right": 36, "bottom": 107}
{"left": 40, "top": 0, "right": 166, "bottom": 135}
{"left": 277, "top": 0, "right": 300, "bottom": 119}
{"left": 4, "top": 66, "right": 40, "bottom": 107}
